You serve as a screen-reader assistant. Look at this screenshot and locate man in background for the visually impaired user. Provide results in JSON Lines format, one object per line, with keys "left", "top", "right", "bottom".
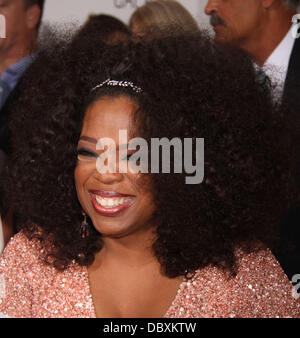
{"left": 205, "top": 0, "right": 299, "bottom": 105}
{"left": 205, "top": 0, "right": 300, "bottom": 282}
{"left": 0, "top": 0, "right": 44, "bottom": 153}
{"left": 0, "top": 0, "right": 45, "bottom": 250}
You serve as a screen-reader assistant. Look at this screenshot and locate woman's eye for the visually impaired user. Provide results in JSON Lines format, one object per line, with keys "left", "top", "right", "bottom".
{"left": 77, "top": 149, "right": 97, "bottom": 161}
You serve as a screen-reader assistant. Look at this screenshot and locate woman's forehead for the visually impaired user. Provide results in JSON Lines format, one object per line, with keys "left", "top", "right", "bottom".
{"left": 81, "top": 96, "right": 138, "bottom": 141}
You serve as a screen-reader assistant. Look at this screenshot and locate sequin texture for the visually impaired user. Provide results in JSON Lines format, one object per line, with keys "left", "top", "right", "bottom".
{"left": 0, "top": 233, "right": 299, "bottom": 318}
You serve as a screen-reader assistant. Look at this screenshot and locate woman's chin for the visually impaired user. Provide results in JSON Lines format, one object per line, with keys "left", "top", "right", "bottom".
{"left": 91, "top": 220, "right": 133, "bottom": 238}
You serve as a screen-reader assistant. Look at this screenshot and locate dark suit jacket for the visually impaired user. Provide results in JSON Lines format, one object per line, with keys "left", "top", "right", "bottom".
{"left": 284, "top": 36, "right": 300, "bottom": 115}
{"left": 274, "top": 37, "right": 300, "bottom": 281}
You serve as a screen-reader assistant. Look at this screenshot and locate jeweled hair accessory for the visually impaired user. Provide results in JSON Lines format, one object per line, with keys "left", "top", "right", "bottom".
{"left": 91, "top": 78, "right": 143, "bottom": 93}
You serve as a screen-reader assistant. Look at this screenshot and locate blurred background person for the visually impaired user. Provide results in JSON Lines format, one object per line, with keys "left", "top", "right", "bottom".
{"left": 0, "top": 0, "right": 45, "bottom": 153}
{"left": 0, "top": 0, "right": 45, "bottom": 253}
{"left": 69, "top": 13, "right": 131, "bottom": 67}
{"left": 205, "top": 0, "right": 300, "bottom": 282}
{"left": 72, "top": 13, "right": 131, "bottom": 46}
{"left": 129, "top": 0, "right": 200, "bottom": 38}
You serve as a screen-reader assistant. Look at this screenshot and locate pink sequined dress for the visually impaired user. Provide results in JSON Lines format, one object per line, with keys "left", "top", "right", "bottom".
{"left": 0, "top": 232, "right": 299, "bottom": 318}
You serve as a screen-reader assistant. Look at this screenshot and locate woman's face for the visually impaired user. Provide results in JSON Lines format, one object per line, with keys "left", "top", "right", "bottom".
{"left": 74, "top": 95, "right": 156, "bottom": 238}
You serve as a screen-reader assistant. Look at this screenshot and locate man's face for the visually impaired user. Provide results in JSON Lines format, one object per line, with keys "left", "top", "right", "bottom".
{"left": 0, "top": 0, "right": 33, "bottom": 53}
{"left": 205, "top": 0, "right": 264, "bottom": 45}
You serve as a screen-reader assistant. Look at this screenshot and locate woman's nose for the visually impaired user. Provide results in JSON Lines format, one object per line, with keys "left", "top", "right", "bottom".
{"left": 93, "top": 159, "right": 124, "bottom": 184}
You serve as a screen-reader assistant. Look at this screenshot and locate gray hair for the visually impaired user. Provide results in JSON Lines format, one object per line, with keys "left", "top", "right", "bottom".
{"left": 284, "top": 0, "right": 299, "bottom": 9}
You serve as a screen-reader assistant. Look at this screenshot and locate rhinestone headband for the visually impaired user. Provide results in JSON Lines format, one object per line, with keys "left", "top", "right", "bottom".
{"left": 91, "top": 78, "right": 143, "bottom": 93}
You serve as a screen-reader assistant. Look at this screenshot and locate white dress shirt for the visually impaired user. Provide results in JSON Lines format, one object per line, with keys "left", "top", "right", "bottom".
{"left": 263, "top": 25, "right": 296, "bottom": 90}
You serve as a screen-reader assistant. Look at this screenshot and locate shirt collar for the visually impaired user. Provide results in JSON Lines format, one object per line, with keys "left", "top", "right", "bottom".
{"left": 263, "top": 25, "right": 295, "bottom": 82}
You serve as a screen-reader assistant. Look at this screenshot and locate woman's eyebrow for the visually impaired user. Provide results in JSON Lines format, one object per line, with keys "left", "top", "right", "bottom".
{"left": 79, "top": 136, "right": 97, "bottom": 144}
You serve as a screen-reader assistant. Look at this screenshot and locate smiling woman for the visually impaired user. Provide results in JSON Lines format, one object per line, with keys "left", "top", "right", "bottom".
{"left": 0, "top": 27, "right": 299, "bottom": 317}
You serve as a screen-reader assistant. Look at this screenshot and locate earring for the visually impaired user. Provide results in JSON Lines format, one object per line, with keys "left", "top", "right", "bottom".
{"left": 80, "top": 212, "right": 89, "bottom": 239}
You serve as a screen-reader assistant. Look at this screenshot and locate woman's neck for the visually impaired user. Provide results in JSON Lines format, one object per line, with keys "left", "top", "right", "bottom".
{"left": 92, "top": 226, "right": 158, "bottom": 270}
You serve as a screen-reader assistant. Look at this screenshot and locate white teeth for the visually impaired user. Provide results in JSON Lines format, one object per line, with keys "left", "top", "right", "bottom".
{"left": 95, "top": 195, "right": 133, "bottom": 209}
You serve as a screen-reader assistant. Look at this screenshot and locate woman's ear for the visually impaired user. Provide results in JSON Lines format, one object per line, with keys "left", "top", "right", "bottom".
{"left": 25, "top": 4, "right": 41, "bottom": 30}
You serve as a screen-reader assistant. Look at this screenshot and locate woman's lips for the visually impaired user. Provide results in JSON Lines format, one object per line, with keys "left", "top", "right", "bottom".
{"left": 89, "top": 190, "right": 135, "bottom": 217}
{"left": 89, "top": 190, "right": 134, "bottom": 198}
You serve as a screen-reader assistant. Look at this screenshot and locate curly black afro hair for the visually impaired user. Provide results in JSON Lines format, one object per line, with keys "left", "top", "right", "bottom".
{"left": 4, "top": 28, "right": 297, "bottom": 278}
